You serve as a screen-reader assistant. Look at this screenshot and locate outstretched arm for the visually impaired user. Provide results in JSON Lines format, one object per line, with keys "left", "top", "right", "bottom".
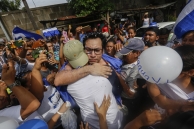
{"left": 47, "top": 103, "right": 69, "bottom": 129}
{"left": 94, "top": 95, "right": 111, "bottom": 129}
{"left": 54, "top": 63, "right": 112, "bottom": 86}
{"left": 2, "top": 61, "right": 40, "bottom": 120}
{"left": 124, "top": 109, "right": 163, "bottom": 129}
{"left": 147, "top": 82, "right": 184, "bottom": 110}
{"left": 30, "top": 51, "right": 48, "bottom": 101}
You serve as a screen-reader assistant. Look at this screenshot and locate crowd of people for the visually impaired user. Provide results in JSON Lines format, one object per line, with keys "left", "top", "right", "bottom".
{"left": 0, "top": 9, "right": 194, "bottom": 129}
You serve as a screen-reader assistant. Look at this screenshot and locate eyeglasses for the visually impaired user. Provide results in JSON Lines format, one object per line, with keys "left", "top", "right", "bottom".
{"left": 84, "top": 47, "right": 102, "bottom": 55}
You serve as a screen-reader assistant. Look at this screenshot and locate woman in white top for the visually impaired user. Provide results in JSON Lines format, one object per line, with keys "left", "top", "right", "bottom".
{"left": 148, "top": 45, "right": 194, "bottom": 114}
{"left": 142, "top": 12, "right": 149, "bottom": 26}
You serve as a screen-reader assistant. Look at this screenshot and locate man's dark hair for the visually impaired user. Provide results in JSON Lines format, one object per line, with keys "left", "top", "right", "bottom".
{"left": 159, "top": 28, "right": 170, "bottom": 35}
{"left": 145, "top": 27, "right": 160, "bottom": 36}
{"left": 83, "top": 32, "right": 106, "bottom": 48}
{"left": 174, "top": 45, "right": 194, "bottom": 71}
{"left": 182, "top": 30, "right": 194, "bottom": 39}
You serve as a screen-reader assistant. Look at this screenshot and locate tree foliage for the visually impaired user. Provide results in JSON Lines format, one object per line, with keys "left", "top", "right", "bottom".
{"left": 0, "top": 0, "right": 21, "bottom": 12}
{"left": 67, "top": 0, "right": 114, "bottom": 17}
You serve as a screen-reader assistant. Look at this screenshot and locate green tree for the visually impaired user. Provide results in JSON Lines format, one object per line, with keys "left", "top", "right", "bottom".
{"left": 0, "top": 0, "right": 21, "bottom": 12}
{"left": 67, "top": 0, "right": 114, "bottom": 17}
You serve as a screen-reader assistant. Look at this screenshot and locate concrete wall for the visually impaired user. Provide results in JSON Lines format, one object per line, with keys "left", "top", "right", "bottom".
{"left": 0, "top": 3, "right": 73, "bottom": 39}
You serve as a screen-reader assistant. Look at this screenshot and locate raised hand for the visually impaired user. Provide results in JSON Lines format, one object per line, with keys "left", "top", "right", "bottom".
{"left": 94, "top": 95, "right": 111, "bottom": 118}
{"left": 33, "top": 50, "right": 48, "bottom": 70}
{"left": 89, "top": 63, "right": 112, "bottom": 78}
{"left": 80, "top": 122, "right": 90, "bottom": 129}
{"left": 2, "top": 60, "right": 16, "bottom": 86}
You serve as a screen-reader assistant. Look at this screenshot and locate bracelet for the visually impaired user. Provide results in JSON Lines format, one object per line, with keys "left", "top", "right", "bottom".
{"left": 57, "top": 111, "right": 63, "bottom": 115}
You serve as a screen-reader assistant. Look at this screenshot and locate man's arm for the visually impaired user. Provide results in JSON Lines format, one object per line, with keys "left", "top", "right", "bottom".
{"left": 30, "top": 52, "right": 48, "bottom": 101}
{"left": 94, "top": 95, "right": 110, "bottom": 129}
{"left": 2, "top": 61, "right": 40, "bottom": 120}
{"left": 147, "top": 82, "right": 184, "bottom": 110}
{"left": 124, "top": 109, "right": 163, "bottom": 129}
{"left": 54, "top": 63, "right": 112, "bottom": 86}
{"left": 48, "top": 103, "right": 68, "bottom": 129}
{"left": 116, "top": 72, "right": 135, "bottom": 97}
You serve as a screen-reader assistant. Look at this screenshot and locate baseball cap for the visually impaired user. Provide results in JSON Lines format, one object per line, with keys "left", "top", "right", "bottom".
{"left": 63, "top": 40, "right": 88, "bottom": 68}
{"left": 119, "top": 38, "right": 145, "bottom": 55}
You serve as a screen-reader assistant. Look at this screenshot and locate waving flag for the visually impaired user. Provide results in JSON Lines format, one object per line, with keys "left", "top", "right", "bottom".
{"left": 12, "top": 27, "right": 43, "bottom": 40}
{"left": 173, "top": 0, "right": 194, "bottom": 39}
{"left": 42, "top": 27, "right": 60, "bottom": 38}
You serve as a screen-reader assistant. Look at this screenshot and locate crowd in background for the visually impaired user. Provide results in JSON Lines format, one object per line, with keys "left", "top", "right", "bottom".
{"left": 0, "top": 8, "right": 194, "bottom": 129}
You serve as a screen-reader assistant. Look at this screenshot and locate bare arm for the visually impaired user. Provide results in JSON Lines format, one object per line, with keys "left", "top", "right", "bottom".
{"left": 30, "top": 52, "right": 48, "bottom": 101}
{"left": 147, "top": 83, "right": 184, "bottom": 110}
{"left": 48, "top": 103, "right": 68, "bottom": 129}
{"left": 13, "top": 86, "right": 40, "bottom": 120}
{"left": 54, "top": 63, "right": 112, "bottom": 86}
{"left": 116, "top": 72, "right": 135, "bottom": 97}
{"left": 54, "top": 64, "right": 90, "bottom": 86}
{"left": 59, "top": 42, "right": 65, "bottom": 66}
{"left": 75, "top": 26, "right": 82, "bottom": 40}
{"left": 94, "top": 95, "right": 110, "bottom": 129}
{"left": 2, "top": 61, "right": 40, "bottom": 120}
{"left": 124, "top": 109, "right": 163, "bottom": 129}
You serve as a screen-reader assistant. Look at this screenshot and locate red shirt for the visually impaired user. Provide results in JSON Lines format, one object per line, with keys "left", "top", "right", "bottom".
{"left": 102, "top": 26, "right": 108, "bottom": 32}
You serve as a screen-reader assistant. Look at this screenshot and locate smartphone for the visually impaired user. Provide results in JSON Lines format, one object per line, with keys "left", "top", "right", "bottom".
{"left": 62, "top": 31, "right": 69, "bottom": 43}
{"left": 82, "top": 25, "right": 91, "bottom": 32}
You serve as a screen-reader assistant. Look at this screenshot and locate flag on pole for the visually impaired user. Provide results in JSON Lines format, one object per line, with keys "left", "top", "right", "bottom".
{"left": 173, "top": 0, "right": 194, "bottom": 39}
{"left": 12, "top": 27, "right": 43, "bottom": 40}
{"left": 42, "top": 27, "right": 60, "bottom": 38}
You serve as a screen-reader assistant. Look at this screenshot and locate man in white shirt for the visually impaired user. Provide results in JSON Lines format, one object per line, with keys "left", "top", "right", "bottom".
{"left": 63, "top": 40, "right": 123, "bottom": 129}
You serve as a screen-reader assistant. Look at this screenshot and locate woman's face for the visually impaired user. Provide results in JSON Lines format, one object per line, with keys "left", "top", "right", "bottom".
{"left": 46, "top": 43, "right": 53, "bottom": 52}
{"left": 25, "top": 50, "right": 35, "bottom": 62}
{"left": 182, "top": 33, "right": 194, "bottom": 45}
{"left": 128, "top": 29, "right": 136, "bottom": 39}
{"left": 105, "top": 42, "right": 115, "bottom": 57}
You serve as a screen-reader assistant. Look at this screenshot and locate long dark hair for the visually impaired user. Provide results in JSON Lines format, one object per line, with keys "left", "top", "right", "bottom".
{"left": 174, "top": 45, "right": 194, "bottom": 72}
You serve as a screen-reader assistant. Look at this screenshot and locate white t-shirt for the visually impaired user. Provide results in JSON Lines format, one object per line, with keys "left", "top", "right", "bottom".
{"left": 37, "top": 85, "right": 64, "bottom": 122}
{"left": 154, "top": 83, "right": 194, "bottom": 114}
{"left": 67, "top": 75, "right": 123, "bottom": 129}
{"left": 157, "top": 83, "right": 194, "bottom": 100}
{"left": 143, "top": 18, "right": 149, "bottom": 26}
{"left": 26, "top": 60, "right": 34, "bottom": 71}
{"left": 0, "top": 105, "right": 43, "bottom": 124}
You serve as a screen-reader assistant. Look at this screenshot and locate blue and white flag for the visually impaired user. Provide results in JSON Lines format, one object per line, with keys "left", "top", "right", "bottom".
{"left": 42, "top": 27, "right": 60, "bottom": 38}
{"left": 173, "top": 0, "right": 194, "bottom": 39}
{"left": 12, "top": 27, "right": 43, "bottom": 40}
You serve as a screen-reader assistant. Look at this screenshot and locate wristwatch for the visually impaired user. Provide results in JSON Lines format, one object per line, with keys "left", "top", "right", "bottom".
{"left": 7, "top": 80, "right": 21, "bottom": 90}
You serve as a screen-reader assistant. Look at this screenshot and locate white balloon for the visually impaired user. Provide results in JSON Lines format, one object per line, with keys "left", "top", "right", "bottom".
{"left": 137, "top": 46, "right": 183, "bottom": 84}
{"left": 0, "top": 116, "right": 19, "bottom": 129}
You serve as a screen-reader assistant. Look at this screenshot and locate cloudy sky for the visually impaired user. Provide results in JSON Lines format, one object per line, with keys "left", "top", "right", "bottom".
{"left": 21, "top": 0, "right": 67, "bottom": 8}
